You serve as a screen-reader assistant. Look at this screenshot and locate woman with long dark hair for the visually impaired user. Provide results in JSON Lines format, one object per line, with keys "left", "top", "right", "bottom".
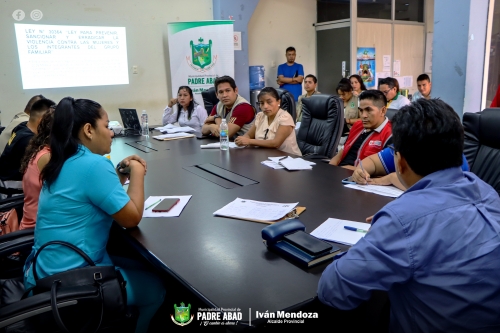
{"left": 349, "top": 74, "right": 367, "bottom": 96}
{"left": 19, "top": 109, "right": 53, "bottom": 230}
{"left": 162, "top": 85, "right": 207, "bottom": 132}
{"left": 23, "top": 97, "right": 165, "bottom": 333}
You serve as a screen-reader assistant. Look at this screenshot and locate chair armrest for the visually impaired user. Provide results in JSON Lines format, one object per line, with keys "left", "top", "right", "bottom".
{"left": 0, "top": 285, "right": 100, "bottom": 329}
{"left": 0, "top": 197, "right": 24, "bottom": 211}
{"left": 0, "top": 231, "right": 34, "bottom": 256}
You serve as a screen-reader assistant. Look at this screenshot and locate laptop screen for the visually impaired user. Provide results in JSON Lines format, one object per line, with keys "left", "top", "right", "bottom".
{"left": 118, "top": 108, "right": 142, "bottom": 134}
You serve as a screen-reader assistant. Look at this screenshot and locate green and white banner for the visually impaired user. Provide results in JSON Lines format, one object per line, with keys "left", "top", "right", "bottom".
{"left": 167, "top": 21, "right": 234, "bottom": 106}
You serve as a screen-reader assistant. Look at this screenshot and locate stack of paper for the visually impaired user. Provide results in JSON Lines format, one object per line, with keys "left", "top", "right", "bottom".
{"left": 200, "top": 142, "right": 243, "bottom": 149}
{"left": 261, "top": 156, "right": 315, "bottom": 170}
{"left": 214, "top": 198, "right": 298, "bottom": 222}
{"left": 344, "top": 183, "right": 404, "bottom": 198}
{"left": 152, "top": 132, "right": 195, "bottom": 140}
{"left": 163, "top": 126, "right": 195, "bottom": 134}
{"left": 311, "top": 218, "right": 370, "bottom": 246}
{"left": 154, "top": 124, "right": 176, "bottom": 131}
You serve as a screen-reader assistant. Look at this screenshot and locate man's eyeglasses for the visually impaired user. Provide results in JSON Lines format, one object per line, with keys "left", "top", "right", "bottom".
{"left": 381, "top": 89, "right": 391, "bottom": 95}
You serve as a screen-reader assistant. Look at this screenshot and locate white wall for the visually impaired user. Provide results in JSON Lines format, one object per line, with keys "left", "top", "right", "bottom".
{"left": 0, "top": 0, "right": 213, "bottom": 125}
{"left": 248, "top": 0, "right": 317, "bottom": 95}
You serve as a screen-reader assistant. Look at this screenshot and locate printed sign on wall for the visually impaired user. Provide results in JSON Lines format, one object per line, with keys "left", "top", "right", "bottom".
{"left": 356, "top": 47, "right": 376, "bottom": 88}
{"left": 167, "top": 21, "right": 234, "bottom": 105}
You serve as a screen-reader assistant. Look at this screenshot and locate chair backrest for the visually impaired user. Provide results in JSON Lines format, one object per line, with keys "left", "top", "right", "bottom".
{"left": 275, "top": 88, "right": 296, "bottom": 121}
{"left": 386, "top": 108, "right": 398, "bottom": 121}
{"left": 0, "top": 127, "right": 4, "bottom": 135}
{"left": 201, "top": 87, "right": 219, "bottom": 116}
{"left": 297, "top": 94, "right": 344, "bottom": 158}
{"left": 463, "top": 108, "right": 500, "bottom": 194}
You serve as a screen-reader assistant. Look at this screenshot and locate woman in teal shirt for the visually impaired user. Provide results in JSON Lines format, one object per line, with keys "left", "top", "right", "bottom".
{"left": 23, "top": 97, "right": 165, "bottom": 333}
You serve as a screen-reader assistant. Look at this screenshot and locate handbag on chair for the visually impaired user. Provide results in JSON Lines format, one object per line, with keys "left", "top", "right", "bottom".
{"left": 0, "top": 208, "right": 19, "bottom": 236}
{"left": 29, "top": 241, "right": 127, "bottom": 332}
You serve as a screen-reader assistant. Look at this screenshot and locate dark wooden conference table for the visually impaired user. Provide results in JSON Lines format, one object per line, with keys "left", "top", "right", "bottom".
{"left": 109, "top": 133, "right": 393, "bottom": 327}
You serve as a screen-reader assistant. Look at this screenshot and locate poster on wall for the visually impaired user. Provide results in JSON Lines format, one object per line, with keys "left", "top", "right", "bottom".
{"left": 356, "top": 47, "right": 376, "bottom": 88}
{"left": 167, "top": 21, "right": 234, "bottom": 106}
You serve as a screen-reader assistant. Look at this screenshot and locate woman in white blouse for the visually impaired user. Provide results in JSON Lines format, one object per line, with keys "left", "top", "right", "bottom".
{"left": 162, "top": 86, "right": 207, "bottom": 132}
{"left": 234, "top": 87, "right": 301, "bottom": 156}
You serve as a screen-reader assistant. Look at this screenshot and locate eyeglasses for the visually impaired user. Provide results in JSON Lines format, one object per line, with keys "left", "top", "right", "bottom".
{"left": 264, "top": 129, "right": 269, "bottom": 140}
{"left": 387, "top": 144, "right": 396, "bottom": 156}
{"left": 381, "top": 89, "right": 392, "bottom": 95}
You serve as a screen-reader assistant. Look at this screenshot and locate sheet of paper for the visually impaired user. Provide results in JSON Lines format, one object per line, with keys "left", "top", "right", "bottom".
{"left": 393, "top": 60, "right": 401, "bottom": 77}
{"left": 143, "top": 195, "right": 192, "bottom": 218}
{"left": 403, "top": 76, "right": 413, "bottom": 88}
{"left": 163, "top": 126, "right": 195, "bottom": 134}
{"left": 383, "top": 55, "right": 391, "bottom": 72}
{"left": 279, "top": 157, "right": 314, "bottom": 170}
{"left": 200, "top": 142, "right": 242, "bottom": 149}
{"left": 261, "top": 160, "right": 285, "bottom": 169}
{"left": 154, "top": 124, "right": 176, "bottom": 130}
{"left": 153, "top": 132, "right": 194, "bottom": 139}
{"left": 311, "top": 218, "right": 370, "bottom": 246}
{"left": 268, "top": 156, "right": 315, "bottom": 165}
{"left": 214, "top": 198, "right": 298, "bottom": 221}
{"left": 344, "top": 183, "right": 404, "bottom": 198}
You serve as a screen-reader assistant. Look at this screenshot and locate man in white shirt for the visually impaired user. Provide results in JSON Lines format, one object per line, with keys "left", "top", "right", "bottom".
{"left": 379, "top": 77, "right": 410, "bottom": 110}
{"left": 412, "top": 74, "right": 432, "bottom": 101}
{"left": 0, "top": 95, "right": 44, "bottom": 154}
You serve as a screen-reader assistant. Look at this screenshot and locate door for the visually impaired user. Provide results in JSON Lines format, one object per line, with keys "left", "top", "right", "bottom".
{"left": 316, "top": 26, "right": 351, "bottom": 95}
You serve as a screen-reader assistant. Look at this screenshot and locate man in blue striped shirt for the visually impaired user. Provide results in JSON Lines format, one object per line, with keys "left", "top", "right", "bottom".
{"left": 318, "top": 99, "right": 500, "bottom": 332}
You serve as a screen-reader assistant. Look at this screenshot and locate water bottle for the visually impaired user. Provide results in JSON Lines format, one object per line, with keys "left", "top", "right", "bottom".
{"left": 220, "top": 119, "right": 229, "bottom": 151}
{"left": 141, "top": 110, "right": 149, "bottom": 136}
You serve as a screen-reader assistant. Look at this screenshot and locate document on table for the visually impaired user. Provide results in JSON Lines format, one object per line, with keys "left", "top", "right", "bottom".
{"left": 163, "top": 126, "right": 195, "bottom": 134}
{"left": 154, "top": 124, "right": 176, "bottom": 131}
{"left": 214, "top": 198, "right": 298, "bottom": 222}
{"left": 143, "top": 195, "right": 192, "bottom": 217}
{"left": 311, "top": 218, "right": 370, "bottom": 246}
{"left": 261, "top": 160, "right": 285, "bottom": 169}
{"left": 152, "top": 132, "right": 195, "bottom": 140}
{"left": 344, "top": 183, "right": 404, "bottom": 198}
{"left": 200, "top": 142, "right": 243, "bottom": 149}
{"left": 261, "top": 156, "right": 315, "bottom": 170}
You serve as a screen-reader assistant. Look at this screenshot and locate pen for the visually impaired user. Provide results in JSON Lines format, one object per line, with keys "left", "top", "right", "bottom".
{"left": 357, "top": 158, "right": 368, "bottom": 183}
{"left": 344, "top": 226, "right": 368, "bottom": 233}
{"left": 145, "top": 199, "right": 162, "bottom": 210}
{"left": 277, "top": 156, "right": 288, "bottom": 161}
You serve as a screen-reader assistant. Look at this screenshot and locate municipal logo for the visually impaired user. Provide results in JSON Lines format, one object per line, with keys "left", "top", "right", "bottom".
{"left": 186, "top": 37, "right": 217, "bottom": 72}
{"left": 171, "top": 302, "right": 194, "bottom": 326}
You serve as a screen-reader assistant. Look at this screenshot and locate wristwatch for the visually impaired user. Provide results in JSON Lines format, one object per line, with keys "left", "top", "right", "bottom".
{"left": 213, "top": 115, "right": 220, "bottom": 120}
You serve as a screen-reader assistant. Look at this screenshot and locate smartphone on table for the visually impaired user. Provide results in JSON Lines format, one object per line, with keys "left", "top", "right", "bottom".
{"left": 152, "top": 198, "right": 180, "bottom": 212}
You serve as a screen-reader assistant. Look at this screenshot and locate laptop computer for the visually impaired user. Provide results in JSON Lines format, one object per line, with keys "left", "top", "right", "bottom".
{"left": 118, "top": 108, "right": 142, "bottom": 136}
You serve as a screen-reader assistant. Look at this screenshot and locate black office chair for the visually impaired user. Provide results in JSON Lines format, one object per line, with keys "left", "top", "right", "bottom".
{"left": 0, "top": 127, "right": 4, "bottom": 135}
{"left": 201, "top": 87, "right": 219, "bottom": 116}
{"left": 385, "top": 108, "right": 398, "bottom": 121}
{"left": 275, "top": 88, "right": 297, "bottom": 121}
{"left": 463, "top": 108, "right": 500, "bottom": 194}
{"left": 0, "top": 233, "right": 138, "bottom": 332}
{"left": 297, "top": 94, "right": 344, "bottom": 158}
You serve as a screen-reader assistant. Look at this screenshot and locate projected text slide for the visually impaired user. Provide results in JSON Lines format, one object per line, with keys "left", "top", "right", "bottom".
{"left": 15, "top": 24, "right": 129, "bottom": 89}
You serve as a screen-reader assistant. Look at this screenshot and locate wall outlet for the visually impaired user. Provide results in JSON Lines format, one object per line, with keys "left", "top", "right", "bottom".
{"left": 271, "top": 61, "right": 276, "bottom": 68}
{"left": 132, "top": 65, "right": 138, "bottom": 74}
